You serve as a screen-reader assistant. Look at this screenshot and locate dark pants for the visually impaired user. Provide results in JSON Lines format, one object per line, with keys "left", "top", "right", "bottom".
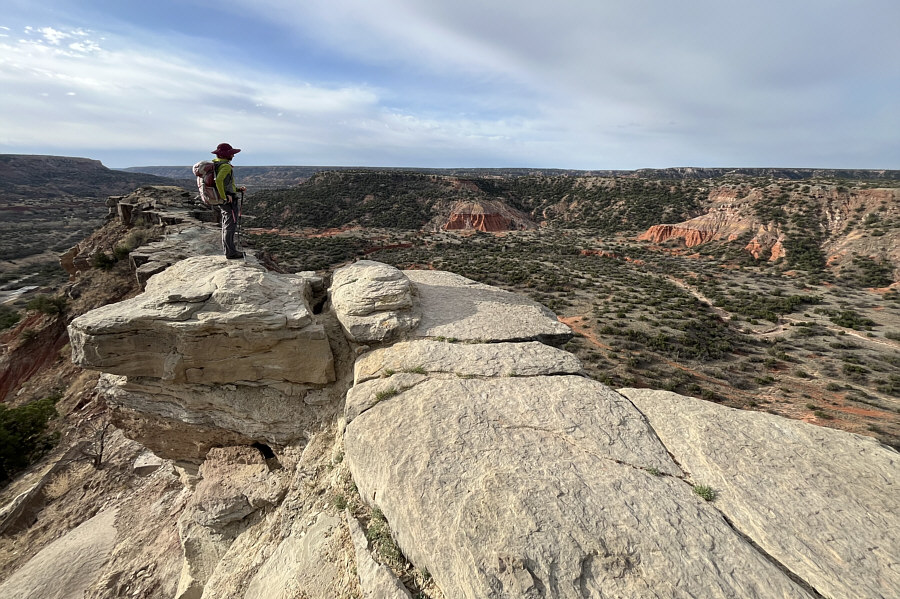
{"left": 218, "top": 201, "right": 240, "bottom": 256}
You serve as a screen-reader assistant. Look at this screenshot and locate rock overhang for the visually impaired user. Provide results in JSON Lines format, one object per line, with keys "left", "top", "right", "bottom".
{"left": 68, "top": 255, "right": 334, "bottom": 386}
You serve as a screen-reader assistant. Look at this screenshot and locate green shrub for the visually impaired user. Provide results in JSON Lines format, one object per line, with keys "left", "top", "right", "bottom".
{"left": 92, "top": 252, "right": 116, "bottom": 270}
{"left": 693, "top": 484, "right": 717, "bottom": 501}
{"left": 25, "top": 294, "right": 67, "bottom": 316}
{"left": 374, "top": 388, "right": 401, "bottom": 404}
{"left": 0, "top": 305, "right": 20, "bottom": 331}
{"left": 829, "top": 309, "right": 877, "bottom": 330}
{"left": 0, "top": 395, "right": 59, "bottom": 484}
{"left": 113, "top": 244, "right": 131, "bottom": 260}
{"left": 366, "top": 507, "right": 404, "bottom": 566}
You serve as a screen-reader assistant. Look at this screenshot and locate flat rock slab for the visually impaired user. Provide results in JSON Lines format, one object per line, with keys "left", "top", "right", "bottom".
{"left": 346, "top": 376, "right": 812, "bottom": 598}
{"left": 0, "top": 508, "right": 118, "bottom": 599}
{"left": 353, "top": 339, "right": 584, "bottom": 384}
{"left": 621, "top": 388, "right": 900, "bottom": 599}
{"left": 128, "top": 224, "right": 222, "bottom": 289}
{"left": 69, "top": 255, "right": 334, "bottom": 385}
{"left": 404, "top": 269, "right": 572, "bottom": 345}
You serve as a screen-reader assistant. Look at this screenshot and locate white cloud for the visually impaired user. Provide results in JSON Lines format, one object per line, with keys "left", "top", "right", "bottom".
{"left": 2, "top": 0, "right": 899, "bottom": 168}
{"left": 212, "top": 0, "right": 900, "bottom": 168}
{"left": 0, "top": 24, "right": 529, "bottom": 167}
{"left": 38, "top": 26, "right": 69, "bottom": 45}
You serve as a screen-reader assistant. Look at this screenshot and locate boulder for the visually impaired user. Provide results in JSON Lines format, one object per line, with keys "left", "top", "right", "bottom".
{"left": 620, "top": 388, "right": 900, "bottom": 599}
{"left": 133, "top": 451, "right": 164, "bottom": 476}
{"left": 68, "top": 255, "right": 335, "bottom": 386}
{"left": 331, "top": 260, "right": 420, "bottom": 343}
{"left": 345, "top": 376, "right": 812, "bottom": 598}
{"left": 404, "top": 269, "right": 572, "bottom": 345}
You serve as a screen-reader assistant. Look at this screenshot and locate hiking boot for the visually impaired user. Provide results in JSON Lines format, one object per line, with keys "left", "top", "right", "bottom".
{"left": 226, "top": 252, "right": 245, "bottom": 260}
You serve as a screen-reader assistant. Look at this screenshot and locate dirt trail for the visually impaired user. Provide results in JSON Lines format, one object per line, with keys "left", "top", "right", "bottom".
{"left": 558, "top": 316, "right": 610, "bottom": 350}
{"left": 664, "top": 276, "right": 900, "bottom": 351}
{"left": 664, "top": 276, "right": 732, "bottom": 321}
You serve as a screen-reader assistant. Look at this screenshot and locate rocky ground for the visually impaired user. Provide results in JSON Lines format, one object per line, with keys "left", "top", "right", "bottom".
{"left": 0, "top": 187, "right": 898, "bottom": 598}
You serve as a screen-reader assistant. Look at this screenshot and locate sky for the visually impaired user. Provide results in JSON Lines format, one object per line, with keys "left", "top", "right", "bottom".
{"left": 1, "top": 0, "right": 898, "bottom": 170}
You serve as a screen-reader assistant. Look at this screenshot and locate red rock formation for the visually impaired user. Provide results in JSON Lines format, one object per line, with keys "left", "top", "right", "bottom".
{"left": 769, "top": 240, "right": 786, "bottom": 261}
{"left": 444, "top": 212, "right": 513, "bottom": 232}
{"left": 442, "top": 200, "right": 535, "bottom": 232}
{"left": 0, "top": 314, "right": 69, "bottom": 402}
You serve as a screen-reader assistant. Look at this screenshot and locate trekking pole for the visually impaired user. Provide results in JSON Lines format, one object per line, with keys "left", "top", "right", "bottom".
{"left": 238, "top": 189, "right": 245, "bottom": 261}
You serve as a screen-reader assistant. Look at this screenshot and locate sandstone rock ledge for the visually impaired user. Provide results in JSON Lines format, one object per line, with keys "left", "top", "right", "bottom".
{"left": 621, "top": 388, "right": 900, "bottom": 599}
{"left": 44, "top": 257, "right": 899, "bottom": 599}
{"left": 67, "top": 255, "right": 339, "bottom": 459}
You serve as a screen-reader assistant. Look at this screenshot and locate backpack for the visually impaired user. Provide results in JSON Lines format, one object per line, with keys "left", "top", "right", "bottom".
{"left": 192, "top": 160, "right": 224, "bottom": 205}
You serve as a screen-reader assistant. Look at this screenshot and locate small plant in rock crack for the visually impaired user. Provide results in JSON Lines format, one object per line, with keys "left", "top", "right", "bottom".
{"left": 374, "top": 387, "right": 401, "bottom": 403}
{"left": 332, "top": 493, "right": 348, "bottom": 510}
{"left": 367, "top": 507, "right": 404, "bottom": 567}
{"left": 403, "top": 365, "right": 428, "bottom": 375}
{"left": 693, "top": 484, "right": 718, "bottom": 501}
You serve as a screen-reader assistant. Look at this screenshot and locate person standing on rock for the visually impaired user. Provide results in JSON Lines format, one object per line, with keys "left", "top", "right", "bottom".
{"left": 211, "top": 143, "right": 247, "bottom": 259}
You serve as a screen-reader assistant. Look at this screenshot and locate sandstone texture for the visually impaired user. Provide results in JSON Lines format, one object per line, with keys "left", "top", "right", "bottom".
{"left": 621, "top": 388, "right": 900, "bottom": 599}
{"left": 345, "top": 376, "right": 813, "bottom": 598}
{"left": 404, "top": 269, "right": 572, "bottom": 344}
{"left": 176, "top": 447, "right": 289, "bottom": 599}
{"left": 243, "top": 513, "right": 348, "bottom": 599}
{"left": 99, "top": 373, "right": 338, "bottom": 456}
{"left": 353, "top": 339, "right": 583, "bottom": 384}
{"left": 0, "top": 508, "right": 118, "bottom": 599}
{"left": 69, "top": 255, "right": 335, "bottom": 386}
{"left": 128, "top": 225, "right": 222, "bottom": 289}
{"left": 331, "top": 260, "right": 420, "bottom": 343}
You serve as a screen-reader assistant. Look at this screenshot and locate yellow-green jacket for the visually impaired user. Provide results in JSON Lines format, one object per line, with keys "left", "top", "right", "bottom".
{"left": 213, "top": 158, "right": 238, "bottom": 202}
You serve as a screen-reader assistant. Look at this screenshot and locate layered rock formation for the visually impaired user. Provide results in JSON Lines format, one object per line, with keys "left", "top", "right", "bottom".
{"left": 442, "top": 200, "right": 536, "bottom": 232}
{"left": 637, "top": 185, "right": 900, "bottom": 271}
{"left": 3, "top": 252, "right": 895, "bottom": 598}
{"left": 0, "top": 154, "right": 184, "bottom": 199}
{"left": 67, "top": 255, "right": 338, "bottom": 459}
{"left": 636, "top": 187, "right": 787, "bottom": 259}
{"left": 69, "top": 256, "right": 334, "bottom": 387}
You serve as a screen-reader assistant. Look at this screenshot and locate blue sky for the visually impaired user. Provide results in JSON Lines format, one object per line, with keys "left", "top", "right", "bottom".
{"left": 1, "top": 0, "right": 898, "bottom": 169}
